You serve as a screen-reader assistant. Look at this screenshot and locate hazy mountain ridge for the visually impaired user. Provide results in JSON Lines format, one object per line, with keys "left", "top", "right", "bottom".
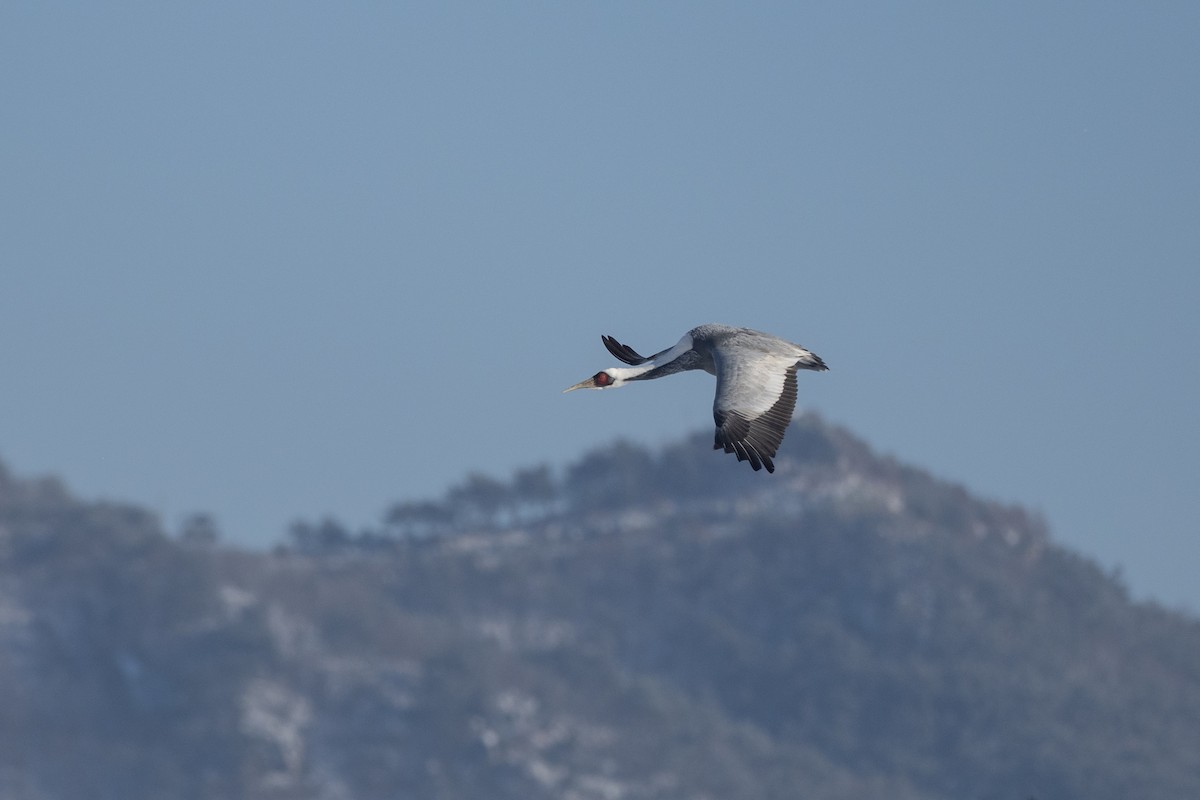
{"left": 1, "top": 415, "right": 1197, "bottom": 800}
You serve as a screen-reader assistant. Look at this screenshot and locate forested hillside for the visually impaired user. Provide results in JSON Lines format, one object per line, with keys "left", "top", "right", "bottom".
{"left": 1, "top": 415, "right": 1197, "bottom": 799}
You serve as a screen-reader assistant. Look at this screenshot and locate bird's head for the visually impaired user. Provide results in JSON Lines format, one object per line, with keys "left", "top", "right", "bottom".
{"left": 563, "top": 370, "right": 623, "bottom": 392}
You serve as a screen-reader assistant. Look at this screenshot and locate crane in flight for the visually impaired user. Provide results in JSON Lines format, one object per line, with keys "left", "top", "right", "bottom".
{"left": 565, "top": 324, "right": 828, "bottom": 473}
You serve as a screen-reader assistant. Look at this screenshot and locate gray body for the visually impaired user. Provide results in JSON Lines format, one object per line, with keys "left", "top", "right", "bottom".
{"left": 568, "top": 324, "right": 828, "bottom": 473}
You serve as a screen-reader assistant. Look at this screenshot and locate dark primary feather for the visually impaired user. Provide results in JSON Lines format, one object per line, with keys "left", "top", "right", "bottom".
{"left": 712, "top": 363, "right": 800, "bottom": 473}
{"left": 601, "top": 335, "right": 649, "bottom": 365}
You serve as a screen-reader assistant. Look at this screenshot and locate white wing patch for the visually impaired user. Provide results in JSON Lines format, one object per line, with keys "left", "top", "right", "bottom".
{"left": 714, "top": 350, "right": 793, "bottom": 419}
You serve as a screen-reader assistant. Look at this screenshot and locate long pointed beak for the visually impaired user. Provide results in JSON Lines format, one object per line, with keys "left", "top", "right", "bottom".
{"left": 563, "top": 377, "right": 597, "bottom": 393}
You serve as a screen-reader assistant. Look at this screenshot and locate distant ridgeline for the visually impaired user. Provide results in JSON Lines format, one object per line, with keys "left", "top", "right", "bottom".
{"left": 1, "top": 414, "right": 1198, "bottom": 800}
{"left": 292, "top": 413, "right": 1045, "bottom": 555}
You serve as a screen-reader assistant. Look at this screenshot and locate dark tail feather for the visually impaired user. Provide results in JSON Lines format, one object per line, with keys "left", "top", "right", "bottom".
{"left": 797, "top": 350, "right": 828, "bottom": 371}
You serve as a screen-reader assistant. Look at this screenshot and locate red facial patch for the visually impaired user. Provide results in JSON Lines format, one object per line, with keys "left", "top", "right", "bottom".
{"left": 594, "top": 372, "right": 612, "bottom": 386}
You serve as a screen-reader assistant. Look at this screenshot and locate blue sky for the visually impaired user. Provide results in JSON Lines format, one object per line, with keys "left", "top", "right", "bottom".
{"left": 3, "top": 3, "right": 1197, "bottom": 609}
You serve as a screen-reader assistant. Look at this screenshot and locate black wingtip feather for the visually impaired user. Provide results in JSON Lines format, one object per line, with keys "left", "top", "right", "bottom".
{"left": 601, "top": 335, "right": 649, "bottom": 365}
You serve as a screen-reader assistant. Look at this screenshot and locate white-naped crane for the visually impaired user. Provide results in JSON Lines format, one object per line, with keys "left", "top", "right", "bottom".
{"left": 564, "top": 324, "right": 828, "bottom": 473}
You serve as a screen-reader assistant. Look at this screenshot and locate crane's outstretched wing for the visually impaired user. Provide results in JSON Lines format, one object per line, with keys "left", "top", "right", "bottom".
{"left": 601, "top": 335, "right": 675, "bottom": 366}
{"left": 711, "top": 356, "right": 801, "bottom": 474}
